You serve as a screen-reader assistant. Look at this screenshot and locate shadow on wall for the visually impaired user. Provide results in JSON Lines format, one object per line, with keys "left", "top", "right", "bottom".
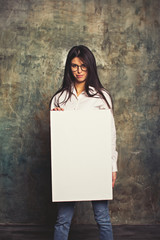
{"left": 24, "top": 100, "right": 57, "bottom": 225}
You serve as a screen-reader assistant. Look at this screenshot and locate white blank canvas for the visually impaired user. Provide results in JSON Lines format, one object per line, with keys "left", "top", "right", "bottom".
{"left": 50, "top": 110, "right": 112, "bottom": 202}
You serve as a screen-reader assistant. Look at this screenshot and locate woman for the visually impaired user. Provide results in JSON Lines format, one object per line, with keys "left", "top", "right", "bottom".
{"left": 50, "top": 45, "right": 118, "bottom": 240}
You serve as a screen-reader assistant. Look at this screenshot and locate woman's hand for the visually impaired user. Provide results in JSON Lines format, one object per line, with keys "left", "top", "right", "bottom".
{"left": 51, "top": 107, "right": 64, "bottom": 111}
{"left": 112, "top": 172, "right": 117, "bottom": 188}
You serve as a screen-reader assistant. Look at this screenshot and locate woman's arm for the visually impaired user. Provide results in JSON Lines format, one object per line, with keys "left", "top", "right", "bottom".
{"left": 50, "top": 94, "right": 64, "bottom": 111}
{"left": 101, "top": 90, "right": 118, "bottom": 188}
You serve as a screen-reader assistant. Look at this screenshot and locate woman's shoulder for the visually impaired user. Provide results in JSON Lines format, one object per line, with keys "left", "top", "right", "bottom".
{"left": 101, "top": 88, "right": 111, "bottom": 99}
{"left": 54, "top": 88, "right": 69, "bottom": 99}
{"left": 50, "top": 89, "right": 68, "bottom": 109}
{"left": 101, "top": 88, "right": 112, "bottom": 109}
{"left": 89, "top": 86, "right": 112, "bottom": 108}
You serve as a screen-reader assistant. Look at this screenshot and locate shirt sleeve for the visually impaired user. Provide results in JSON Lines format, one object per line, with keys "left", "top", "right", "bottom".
{"left": 102, "top": 91, "right": 118, "bottom": 172}
{"left": 111, "top": 112, "right": 118, "bottom": 172}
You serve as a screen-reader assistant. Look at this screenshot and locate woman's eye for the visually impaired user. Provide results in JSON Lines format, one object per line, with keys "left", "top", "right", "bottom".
{"left": 72, "top": 64, "right": 77, "bottom": 68}
{"left": 82, "top": 64, "right": 87, "bottom": 69}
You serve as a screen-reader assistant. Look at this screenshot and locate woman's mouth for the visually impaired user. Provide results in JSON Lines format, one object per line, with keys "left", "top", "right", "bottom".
{"left": 76, "top": 75, "right": 83, "bottom": 78}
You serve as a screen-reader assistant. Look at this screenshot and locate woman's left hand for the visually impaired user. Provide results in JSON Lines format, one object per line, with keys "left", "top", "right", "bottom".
{"left": 112, "top": 172, "right": 117, "bottom": 188}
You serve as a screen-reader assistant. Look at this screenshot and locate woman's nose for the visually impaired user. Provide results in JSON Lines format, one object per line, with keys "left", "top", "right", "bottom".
{"left": 77, "top": 66, "right": 82, "bottom": 73}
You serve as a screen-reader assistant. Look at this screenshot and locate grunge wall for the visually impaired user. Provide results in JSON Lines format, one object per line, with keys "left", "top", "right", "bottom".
{"left": 0, "top": 0, "right": 159, "bottom": 224}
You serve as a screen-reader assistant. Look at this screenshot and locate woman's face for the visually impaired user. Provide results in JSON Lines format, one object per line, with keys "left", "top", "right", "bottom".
{"left": 71, "top": 57, "right": 88, "bottom": 83}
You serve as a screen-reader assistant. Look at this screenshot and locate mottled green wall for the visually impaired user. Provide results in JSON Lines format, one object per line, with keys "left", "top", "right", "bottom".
{"left": 0, "top": 0, "right": 159, "bottom": 225}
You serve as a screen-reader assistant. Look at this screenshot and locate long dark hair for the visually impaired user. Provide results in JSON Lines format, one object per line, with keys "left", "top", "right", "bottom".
{"left": 50, "top": 45, "right": 112, "bottom": 109}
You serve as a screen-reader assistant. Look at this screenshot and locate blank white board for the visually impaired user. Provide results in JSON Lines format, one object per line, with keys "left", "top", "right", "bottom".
{"left": 50, "top": 110, "right": 112, "bottom": 202}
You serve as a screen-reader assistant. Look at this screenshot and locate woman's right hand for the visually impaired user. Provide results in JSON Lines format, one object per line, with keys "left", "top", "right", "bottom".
{"left": 51, "top": 107, "right": 64, "bottom": 111}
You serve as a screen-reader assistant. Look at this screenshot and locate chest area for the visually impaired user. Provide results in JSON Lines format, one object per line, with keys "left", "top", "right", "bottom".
{"left": 60, "top": 94, "right": 107, "bottom": 110}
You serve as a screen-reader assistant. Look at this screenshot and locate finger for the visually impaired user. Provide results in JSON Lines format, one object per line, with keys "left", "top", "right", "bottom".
{"left": 52, "top": 107, "right": 64, "bottom": 111}
{"left": 112, "top": 172, "right": 117, "bottom": 188}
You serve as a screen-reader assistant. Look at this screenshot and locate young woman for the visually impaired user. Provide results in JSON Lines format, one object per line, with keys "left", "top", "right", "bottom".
{"left": 50, "top": 45, "right": 118, "bottom": 240}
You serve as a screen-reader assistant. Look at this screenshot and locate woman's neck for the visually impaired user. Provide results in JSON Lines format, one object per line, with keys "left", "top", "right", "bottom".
{"left": 74, "top": 82, "right": 85, "bottom": 96}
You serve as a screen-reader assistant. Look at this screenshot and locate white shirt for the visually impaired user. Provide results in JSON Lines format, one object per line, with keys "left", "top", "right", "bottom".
{"left": 51, "top": 86, "right": 118, "bottom": 172}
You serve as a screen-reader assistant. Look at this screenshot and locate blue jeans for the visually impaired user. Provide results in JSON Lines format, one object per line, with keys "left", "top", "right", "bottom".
{"left": 54, "top": 200, "right": 113, "bottom": 240}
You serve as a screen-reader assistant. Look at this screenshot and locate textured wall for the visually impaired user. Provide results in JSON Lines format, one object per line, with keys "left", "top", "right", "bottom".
{"left": 0, "top": 0, "right": 160, "bottom": 225}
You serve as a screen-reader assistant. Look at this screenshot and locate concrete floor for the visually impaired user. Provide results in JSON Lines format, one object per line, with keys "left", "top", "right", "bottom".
{"left": 0, "top": 224, "right": 160, "bottom": 240}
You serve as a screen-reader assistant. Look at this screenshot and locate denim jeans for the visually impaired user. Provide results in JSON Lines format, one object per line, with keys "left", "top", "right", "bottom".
{"left": 54, "top": 200, "right": 113, "bottom": 240}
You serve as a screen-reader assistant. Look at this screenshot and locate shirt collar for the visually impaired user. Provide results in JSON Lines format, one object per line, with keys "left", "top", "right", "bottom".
{"left": 88, "top": 86, "right": 97, "bottom": 95}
